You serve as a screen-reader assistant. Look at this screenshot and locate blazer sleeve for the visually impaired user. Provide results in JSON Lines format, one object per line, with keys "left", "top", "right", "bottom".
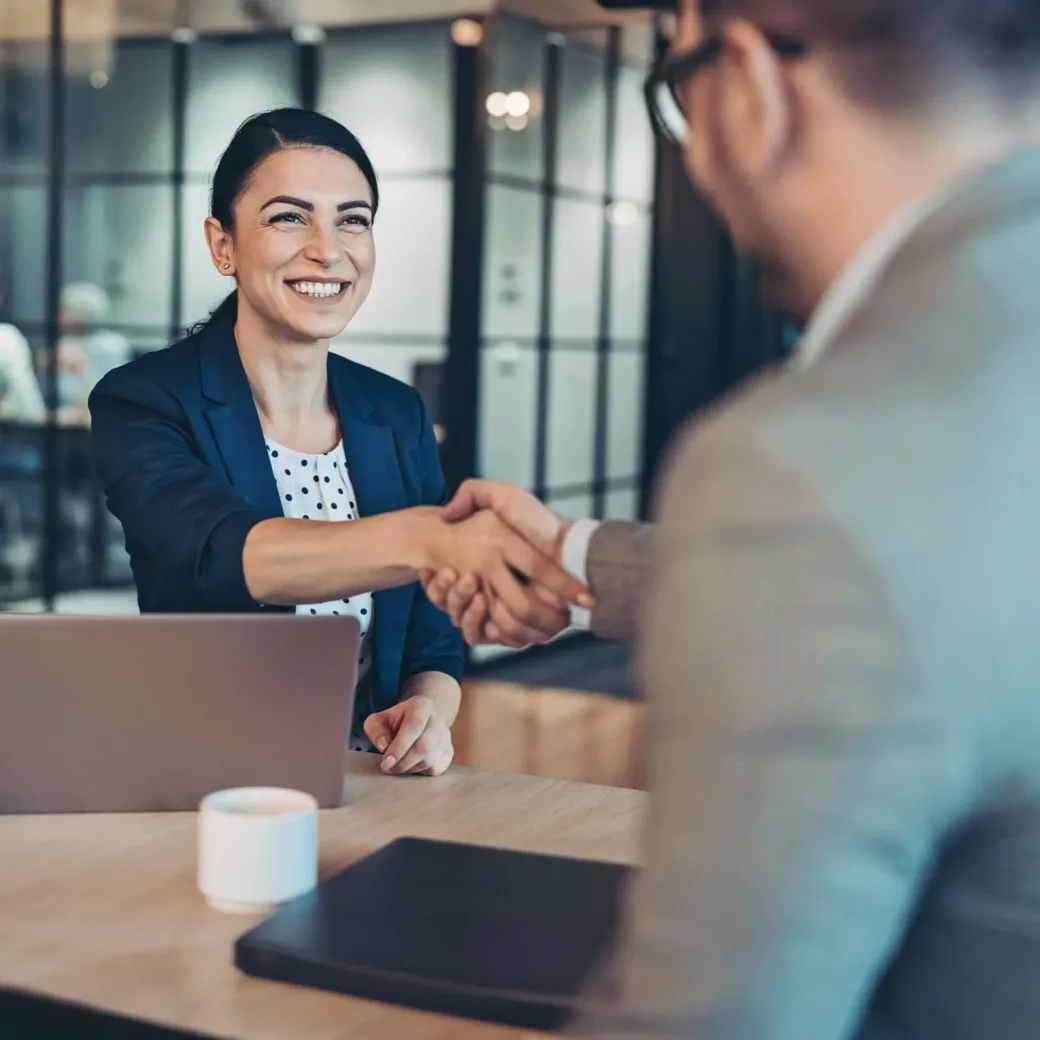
{"left": 399, "top": 393, "right": 465, "bottom": 685}
{"left": 89, "top": 367, "right": 266, "bottom": 611}
{"left": 587, "top": 521, "right": 654, "bottom": 643}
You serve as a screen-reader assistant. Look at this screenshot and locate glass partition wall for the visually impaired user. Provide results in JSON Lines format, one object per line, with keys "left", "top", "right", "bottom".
{"left": 474, "top": 16, "right": 655, "bottom": 660}
{"left": 478, "top": 17, "right": 654, "bottom": 526}
{"left": 0, "top": 3, "right": 654, "bottom": 616}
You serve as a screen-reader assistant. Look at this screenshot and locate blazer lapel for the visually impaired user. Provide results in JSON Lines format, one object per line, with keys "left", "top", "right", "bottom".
{"left": 198, "top": 317, "right": 283, "bottom": 520}
{"left": 329, "top": 360, "right": 412, "bottom": 704}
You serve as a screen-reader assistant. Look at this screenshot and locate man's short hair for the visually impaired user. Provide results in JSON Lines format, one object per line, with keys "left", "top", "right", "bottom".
{"left": 700, "top": 0, "right": 1040, "bottom": 111}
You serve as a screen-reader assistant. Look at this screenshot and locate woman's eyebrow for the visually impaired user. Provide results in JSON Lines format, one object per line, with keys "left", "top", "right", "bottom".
{"left": 261, "top": 195, "right": 313, "bottom": 211}
{"left": 259, "top": 196, "right": 372, "bottom": 213}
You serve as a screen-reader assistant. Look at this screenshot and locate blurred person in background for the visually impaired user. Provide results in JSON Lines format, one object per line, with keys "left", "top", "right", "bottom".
{"left": 54, "top": 282, "right": 132, "bottom": 426}
{"left": 0, "top": 289, "right": 45, "bottom": 586}
{"left": 89, "top": 109, "right": 589, "bottom": 777}
{"left": 0, "top": 290, "right": 44, "bottom": 424}
{"left": 427, "top": 0, "right": 1040, "bottom": 1037}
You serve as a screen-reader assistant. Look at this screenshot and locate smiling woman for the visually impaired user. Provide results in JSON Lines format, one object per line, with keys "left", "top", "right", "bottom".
{"left": 200, "top": 111, "right": 380, "bottom": 347}
{"left": 87, "top": 109, "right": 590, "bottom": 778}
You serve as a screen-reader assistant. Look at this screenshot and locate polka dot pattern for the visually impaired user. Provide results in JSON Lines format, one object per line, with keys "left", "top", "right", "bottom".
{"left": 267, "top": 437, "right": 376, "bottom": 752}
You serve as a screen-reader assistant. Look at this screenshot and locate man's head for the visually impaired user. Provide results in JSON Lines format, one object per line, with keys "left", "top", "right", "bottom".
{"left": 665, "top": 0, "right": 1040, "bottom": 316}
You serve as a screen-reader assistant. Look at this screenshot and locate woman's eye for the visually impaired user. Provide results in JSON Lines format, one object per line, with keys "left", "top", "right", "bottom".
{"left": 270, "top": 212, "right": 304, "bottom": 225}
{"left": 341, "top": 214, "right": 371, "bottom": 230}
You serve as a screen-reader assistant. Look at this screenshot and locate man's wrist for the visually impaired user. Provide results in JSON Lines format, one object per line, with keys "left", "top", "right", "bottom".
{"left": 560, "top": 519, "right": 601, "bottom": 631}
{"left": 561, "top": 519, "right": 601, "bottom": 587}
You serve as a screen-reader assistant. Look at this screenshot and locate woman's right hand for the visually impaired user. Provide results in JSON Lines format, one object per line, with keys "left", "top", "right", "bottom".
{"left": 418, "top": 508, "right": 591, "bottom": 647}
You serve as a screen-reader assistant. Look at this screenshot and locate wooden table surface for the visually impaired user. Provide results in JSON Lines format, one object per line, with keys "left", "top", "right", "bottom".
{"left": 0, "top": 753, "right": 646, "bottom": 1039}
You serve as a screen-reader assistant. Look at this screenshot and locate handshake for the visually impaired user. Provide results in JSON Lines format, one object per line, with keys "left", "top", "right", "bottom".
{"left": 415, "top": 480, "right": 595, "bottom": 648}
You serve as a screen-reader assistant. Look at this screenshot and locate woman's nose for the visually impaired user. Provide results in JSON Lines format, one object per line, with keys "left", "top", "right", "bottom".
{"left": 304, "top": 223, "right": 341, "bottom": 266}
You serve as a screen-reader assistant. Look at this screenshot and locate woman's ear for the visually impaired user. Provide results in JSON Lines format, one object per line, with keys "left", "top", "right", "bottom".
{"left": 204, "top": 217, "right": 236, "bottom": 276}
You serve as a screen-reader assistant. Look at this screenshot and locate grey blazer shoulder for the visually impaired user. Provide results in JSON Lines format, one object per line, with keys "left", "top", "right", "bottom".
{"left": 586, "top": 521, "right": 653, "bottom": 643}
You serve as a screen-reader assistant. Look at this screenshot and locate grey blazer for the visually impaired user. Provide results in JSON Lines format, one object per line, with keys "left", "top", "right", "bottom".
{"left": 575, "top": 149, "right": 1040, "bottom": 1039}
{"left": 586, "top": 521, "right": 652, "bottom": 642}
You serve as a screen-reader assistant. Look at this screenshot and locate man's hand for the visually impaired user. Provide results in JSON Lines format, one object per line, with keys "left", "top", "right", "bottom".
{"left": 364, "top": 695, "right": 453, "bottom": 776}
{"left": 442, "top": 480, "right": 570, "bottom": 556}
{"left": 419, "top": 505, "right": 590, "bottom": 647}
{"left": 419, "top": 482, "right": 585, "bottom": 649}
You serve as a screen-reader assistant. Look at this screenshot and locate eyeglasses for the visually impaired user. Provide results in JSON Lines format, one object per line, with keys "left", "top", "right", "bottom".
{"left": 644, "top": 33, "right": 809, "bottom": 145}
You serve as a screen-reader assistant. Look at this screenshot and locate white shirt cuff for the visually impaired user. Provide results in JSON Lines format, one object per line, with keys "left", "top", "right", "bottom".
{"left": 560, "top": 518, "right": 601, "bottom": 631}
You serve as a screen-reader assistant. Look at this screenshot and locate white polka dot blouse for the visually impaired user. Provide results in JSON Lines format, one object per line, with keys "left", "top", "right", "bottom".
{"left": 266, "top": 437, "right": 375, "bottom": 752}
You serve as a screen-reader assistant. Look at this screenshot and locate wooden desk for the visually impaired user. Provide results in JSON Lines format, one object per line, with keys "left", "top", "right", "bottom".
{"left": 0, "top": 753, "right": 646, "bottom": 1039}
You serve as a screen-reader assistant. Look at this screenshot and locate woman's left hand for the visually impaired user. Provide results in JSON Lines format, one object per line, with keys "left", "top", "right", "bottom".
{"left": 364, "top": 695, "right": 454, "bottom": 777}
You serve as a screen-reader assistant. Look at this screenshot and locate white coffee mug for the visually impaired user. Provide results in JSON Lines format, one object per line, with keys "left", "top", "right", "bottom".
{"left": 197, "top": 787, "right": 319, "bottom": 915}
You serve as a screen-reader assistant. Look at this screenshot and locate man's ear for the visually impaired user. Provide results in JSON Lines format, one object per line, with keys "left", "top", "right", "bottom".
{"left": 673, "top": 0, "right": 705, "bottom": 52}
{"left": 204, "top": 217, "right": 236, "bottom": 277}
{"left": 721, "top": 21, "right": 797, "bottom": 176}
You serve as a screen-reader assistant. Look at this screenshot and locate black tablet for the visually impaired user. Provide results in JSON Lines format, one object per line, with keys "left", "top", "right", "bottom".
{"left": 235, "top": 837, "right": 632, "bottom": 1031}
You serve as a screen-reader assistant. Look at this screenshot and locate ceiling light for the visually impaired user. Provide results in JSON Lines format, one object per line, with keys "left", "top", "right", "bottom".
{"left": 607, "top": 200, "right": 640, "bottom": 227}
{"left": 488, "top": 115, "right": 507, "bottom": 132}
{"left": 505, "top": 113, "right": 529, "bottom": 132}
{"left": 485, "top": 91, "right": 509, "bottom": 118}
{"left": 291, "top": 24, "right": 326, "bottom": 45}
{"left": 171, "top": 27, "right": 197, "bottom": 44}
{"left": 505, "top": 91, "right": 531, "bottom": 118}
{"left": 451, "top": 19, "right": 483, "bottom": 47}
{"left": 89, "top": 70, "right": 109, "bottom": 89}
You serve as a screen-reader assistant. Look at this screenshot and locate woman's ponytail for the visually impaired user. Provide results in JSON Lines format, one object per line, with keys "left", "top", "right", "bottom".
{"left": 186, "top": 290, "right": 237, "bottom": 337}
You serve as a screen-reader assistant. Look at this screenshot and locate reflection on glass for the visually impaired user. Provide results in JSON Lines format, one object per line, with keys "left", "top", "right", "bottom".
{"left": 551, "top": 199, "right": 604, "bottom": 340}
{"left": 478, "top": 341, "right": 538, "bottom": 489}
{"left": 1, "top": 187, "right": 47, "bottom": 323}
{"left": 0, "top": 43, "right": 48, "bottom": 176}
{"left": 180, "top": 182, "right": 226, "bottom": 331}
{"left": 321, "top": 24, "right": 453, "bottom": 175}
{"left": 480, "top": 341, "right": 540, "bottom": 486}
{"left": 605, "top": 488, "right": 640, "bottom": 522}
{"left": 185, "top": 39, "right": 296, "bottom": 175}
{"left": 330, "top": 340, "right": 447, "bottom": 390}
{"left": 483, "top": 185, "right": 543, "bottom": 341}
{"left": 64, "top": 185, "right": 173, "bottom": 331}
{"left": 613, "top": 64, "right": 656, "bottom": 204}
{"left": 546, "top": 350, "right": 597, "bottom": 489}
{"left": 556, "top": 39, "right": 607, "bottom": 195}
{"left": 607, "top": 352, "right": 645, "bottom": 481}
{"left": 488, "top": 17, "right": 546, "bottom": 182}
{"left": 609, "top": 213, "right": 652, "bottom": 342}
{"left": 346, "top": 178, "right": 453, "bottom": 340}
{"left": 545, "top": 491, "right": 594, "bottom": 522}
{"left": 66, "top": 43, "right": 173, "bottom": 175}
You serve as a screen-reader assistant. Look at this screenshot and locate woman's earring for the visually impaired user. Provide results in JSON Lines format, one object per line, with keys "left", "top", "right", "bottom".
{"left": 222, "top": 262, "right": 231, "bottom": 270}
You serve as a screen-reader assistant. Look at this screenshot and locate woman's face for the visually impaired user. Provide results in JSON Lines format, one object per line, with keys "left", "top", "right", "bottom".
{"left": 206, "top": 145, "right": 376, "bottom": 343}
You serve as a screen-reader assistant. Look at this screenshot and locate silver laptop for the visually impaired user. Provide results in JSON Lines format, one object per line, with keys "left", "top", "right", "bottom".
{"left": 0, "top": 614, "right": 361, "bottom": 814}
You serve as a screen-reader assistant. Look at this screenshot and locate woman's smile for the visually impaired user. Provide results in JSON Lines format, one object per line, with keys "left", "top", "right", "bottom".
{"left": 286, "top": 278, "right": 351, "bottom": 302}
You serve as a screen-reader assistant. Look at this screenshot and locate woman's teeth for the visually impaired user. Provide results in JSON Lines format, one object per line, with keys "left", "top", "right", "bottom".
{"left": 290, "top": 281, "right": 344, "bottom": 298}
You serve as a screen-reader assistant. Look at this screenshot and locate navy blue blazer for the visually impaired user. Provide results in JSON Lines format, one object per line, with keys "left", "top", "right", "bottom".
{"left": 88, "top": 312, "right": 464, "bottom": 710}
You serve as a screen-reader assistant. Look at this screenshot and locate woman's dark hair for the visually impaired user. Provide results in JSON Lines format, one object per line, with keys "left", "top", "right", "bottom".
{"left": 190, "top": 107, "right": 379, "bottom": 335}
